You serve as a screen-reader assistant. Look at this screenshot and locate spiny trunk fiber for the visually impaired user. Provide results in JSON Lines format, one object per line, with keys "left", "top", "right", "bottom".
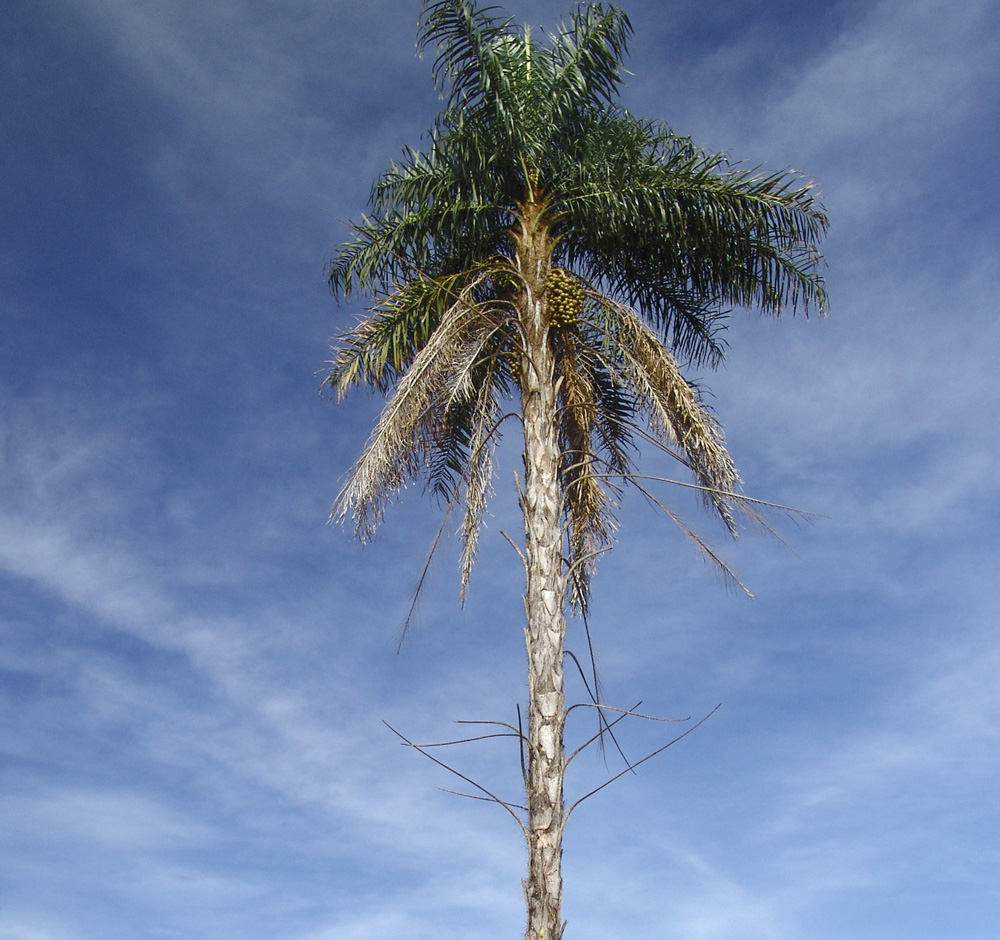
{"left": 518, "top": 204, "right": 567, "bottom": 940}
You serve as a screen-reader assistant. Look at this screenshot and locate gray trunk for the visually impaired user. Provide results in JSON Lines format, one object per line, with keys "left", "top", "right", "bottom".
{"left": 517, "top": 204, "right": 567, "bottom": 940}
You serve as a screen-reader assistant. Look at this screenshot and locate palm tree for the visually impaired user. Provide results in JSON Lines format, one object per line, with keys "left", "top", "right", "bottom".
{"left": 325, "top": 2, "right": 827, "bottom": 938}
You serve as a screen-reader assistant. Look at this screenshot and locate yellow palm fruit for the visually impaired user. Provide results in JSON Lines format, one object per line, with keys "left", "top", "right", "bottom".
{"left": 507, "top": 350, "right": 521, "bottom": 383}
{"left": 547, "top": 268, "right": 583, "bottom": 328}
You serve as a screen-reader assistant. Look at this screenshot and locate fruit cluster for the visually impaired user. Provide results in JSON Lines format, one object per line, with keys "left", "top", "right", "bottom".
{"left": 508, "top": 352, "right": 521, "bottom": 384}
{"left": 547, "top": 268, "right": 583, "bottom": 328}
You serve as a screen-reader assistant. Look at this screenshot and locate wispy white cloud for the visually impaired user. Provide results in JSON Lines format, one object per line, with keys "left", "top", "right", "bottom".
{"left": 0, "top": 913, "right": 89, "bottom": 940}
{"left": 2, "top": 785, "right": 216, "bottom": 855}
{"left": 763, "top": 0, "right": 999, "bottom": 151}
{"left": 0, "top": 376, "right": 535, "bottom": 940}
{"left": 74, "top": 0, "right": 437, "bottom": 221}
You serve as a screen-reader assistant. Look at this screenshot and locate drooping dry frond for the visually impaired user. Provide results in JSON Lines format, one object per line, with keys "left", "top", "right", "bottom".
{"left": 327, "top": 273, "right": 469, "bottom": 395}
{"left": 553, "top": 330, "right": 618, "bottom": 613}
{"left": 331, "top": 271, "right": 508, "bottom": 540}
{"left": 458, "top": 351, "right": 505, "bottom": 602}
{"left": 586, "top": 292, "right": 742, "bottom": 533}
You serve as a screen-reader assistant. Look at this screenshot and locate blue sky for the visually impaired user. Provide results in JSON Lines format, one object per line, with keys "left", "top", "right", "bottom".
{"left": 2, "top": 0, "right": 999, "bottom": 938}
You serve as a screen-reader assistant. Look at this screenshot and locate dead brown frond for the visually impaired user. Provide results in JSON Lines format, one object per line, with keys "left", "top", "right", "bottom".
{"left": 330, "top": 271, "right": 504, "bottom": 540}
{"left": 589, "top": 293, "right": 742, "bottom": 534}
{"left": 554, "top": 336, "right": 618, "bottom": 613}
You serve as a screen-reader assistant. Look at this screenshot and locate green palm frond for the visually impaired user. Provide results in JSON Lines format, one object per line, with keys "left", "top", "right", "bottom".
{"left": 552, "top": 116, "right": 827, "bottom": 363}
{"left": 545, "top": 5, "right": 631, "bottom": 115}
{"left": 419, "top": 0, "right": 516, "bottom": 113}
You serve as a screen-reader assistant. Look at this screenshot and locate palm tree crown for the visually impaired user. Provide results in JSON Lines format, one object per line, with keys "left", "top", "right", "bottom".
{"left": 326, "top": 3, "right": 827, "bottom": 938}
{"left": 329, "top": 0, "right": 826, "bottom": 610}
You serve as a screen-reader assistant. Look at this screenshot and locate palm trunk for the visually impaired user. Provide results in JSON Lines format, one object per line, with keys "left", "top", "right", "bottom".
{"left": 518, "top": 203, "right": 567, "bottom": 940}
